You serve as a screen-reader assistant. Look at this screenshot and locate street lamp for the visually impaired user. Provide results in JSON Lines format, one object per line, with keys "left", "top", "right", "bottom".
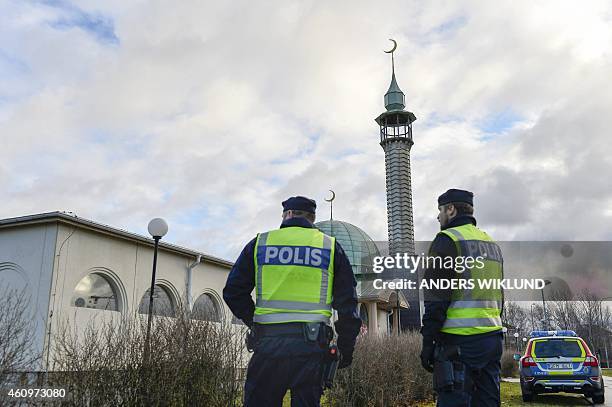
{"left": 530, "top": 303, "right": 537, "bottom": 331}
{"left": 541, "top": 279, "right": 552, "bottom": 329}
{"left": 513, "top": 332, "right": 519, "bottom": 352}
{"left": 144, "top": 218, "right": 168, "bottom": 363}
{"left": 598, "top": 296, "right": 612, "bottom": 368}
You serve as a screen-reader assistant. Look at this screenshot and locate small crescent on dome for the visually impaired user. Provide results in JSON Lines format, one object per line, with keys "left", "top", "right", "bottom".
{"left": 325, "top": 190, "right": 336, "bottom": 202}
{"left": 384, "top": 39, "right": 397, "bottom": 54}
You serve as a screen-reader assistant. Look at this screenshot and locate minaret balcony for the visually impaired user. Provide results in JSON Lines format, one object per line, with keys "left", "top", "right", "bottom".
{"left": 376, "top": 110, "right": 417, "bottom": 146}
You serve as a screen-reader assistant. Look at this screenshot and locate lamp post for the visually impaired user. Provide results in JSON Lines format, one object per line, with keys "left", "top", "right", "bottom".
{"left": 530, "top": 303, "right": 537, "bottom": 331}
{"left": 598, "top": 296, "right": 612, "bottom": 368}
{"left": 541, "top": 279, "right": 552, "bottom": 330}
{"left": 513, "top": 332, "right": 519, "bottom": 352}
{"left": 144, "top": 218, "right": 168, "bottom": 364}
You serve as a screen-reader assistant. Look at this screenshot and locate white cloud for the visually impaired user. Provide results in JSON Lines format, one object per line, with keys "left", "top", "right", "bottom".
{"left": 1, "top": 0, "right": 611, "bottom": 262}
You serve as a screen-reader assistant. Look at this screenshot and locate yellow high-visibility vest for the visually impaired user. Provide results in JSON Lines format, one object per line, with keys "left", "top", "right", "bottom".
{"left": 438, "top": 223, "right": 504, "bottom": 336}
{"left": 253, "top": 227, "right": 335, "bottom": 324}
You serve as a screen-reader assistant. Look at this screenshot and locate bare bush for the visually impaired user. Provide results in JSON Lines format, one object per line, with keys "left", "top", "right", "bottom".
{"left": 500, "top": 349, "right": 518, "bottom": 378}
{"left": 0, "top": 285, "right": 39, "bottom": 386}
{"left": 326, "top": 331, "right": 433, "bottom": 407}
{"left": 50, "top": 309, "right": 247, "bottom": 406}
{"left": 501, "top": 301, "right": 529, "bottom": 334}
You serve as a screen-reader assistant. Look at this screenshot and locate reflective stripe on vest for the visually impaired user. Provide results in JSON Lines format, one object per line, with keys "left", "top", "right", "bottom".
{"left": 253, "top": 227, "right": 335, "bottom": 324}
{"left": 439, "top": 224, "right": 504, "bottom": 335}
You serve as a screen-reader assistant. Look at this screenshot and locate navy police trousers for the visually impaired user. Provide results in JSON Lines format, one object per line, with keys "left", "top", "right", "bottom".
{"left": 243, "top": 335, "right": 326, "bottom": 407}
{"left": 436, "top": 333, "right": 503, "bottom": 407}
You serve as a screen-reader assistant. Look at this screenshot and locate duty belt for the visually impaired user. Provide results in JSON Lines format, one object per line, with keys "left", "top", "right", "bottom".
{"left": 255, "top": 322, "right": 313, "bottom": 337}
{"left": 255, "top": 322, "right": 333, "bottom": 345}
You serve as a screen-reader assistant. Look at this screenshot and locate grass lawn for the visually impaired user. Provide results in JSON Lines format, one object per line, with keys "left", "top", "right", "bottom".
{"left": 335, "top": 382, "right": 597, "bottom": 406}
{"left": 602, "top": 368, "right": 611, "bottom": 376}
{"left": 282, "top": 392, "right": 329, "bottom": 406}
{"left": 497, "top": 381, "right": 597, "bottom": 406}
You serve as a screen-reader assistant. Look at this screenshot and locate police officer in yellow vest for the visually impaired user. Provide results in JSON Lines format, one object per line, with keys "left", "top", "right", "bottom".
{"left": 223, "top": 196, "right": 361, "bottom": 407}
{"left": 420, "top": 189, "right": 504, "bottom": 407}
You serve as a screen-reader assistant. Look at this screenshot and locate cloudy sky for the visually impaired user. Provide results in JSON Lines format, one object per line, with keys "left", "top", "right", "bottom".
{"left": 2, "top": 0, "right": 611, "bottom": 261}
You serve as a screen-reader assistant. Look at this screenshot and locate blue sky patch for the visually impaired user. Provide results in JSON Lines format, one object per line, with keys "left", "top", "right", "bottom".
{"left": 414, "top": 15, "right": 468, "bottom": 46}
{"left": 43, "top": 0, "right": 119, "bottom": 44}
{"left": 423, "top": 111, "right": 464, "bottom": 128}
{"left": 0, "top": 50, "right": 30, "bottom": 74}
{"left": 478, "top": 109, "right": 523, "bottom": 135}
{"left": 431, "top": 15, "right": 468, "bottom": 36}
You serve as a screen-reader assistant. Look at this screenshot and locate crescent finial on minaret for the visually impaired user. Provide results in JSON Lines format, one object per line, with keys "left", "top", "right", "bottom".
{"left": 382, "top": 38, "right": 405, "bottom": 111}
{"left": 384, "top": 39, "right": 397, "bottom": 75}
{"left": 324, "top": 190, "right": 335, "bottom": 220}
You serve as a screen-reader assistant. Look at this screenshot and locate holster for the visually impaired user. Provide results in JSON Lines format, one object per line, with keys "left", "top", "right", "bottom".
{"left": 306, "top": 323, "right": 336, "bottom": 389}
{"left": 321, "top": 344, "right": 340, "bottom": 389}
{"left": 432, "top": 344, "right": 471, "bottom": 393}
{"left": 245, "top": 328, "right": 257, "bottom": 352}
{"left": 303, "top": 322, "right": 333, "bottom": 348}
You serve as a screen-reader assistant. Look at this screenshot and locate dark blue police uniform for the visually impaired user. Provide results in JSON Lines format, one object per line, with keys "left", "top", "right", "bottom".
{"left": 421, "top": 190, "right": 504, "bottom": 407}
{"left": 223, "top": 201, "right": 361, "bottom": 407}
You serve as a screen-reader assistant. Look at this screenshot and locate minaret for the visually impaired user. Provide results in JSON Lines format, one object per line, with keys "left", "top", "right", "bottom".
{"left": 375, "top": 40, "right": 420, "bottom": 329}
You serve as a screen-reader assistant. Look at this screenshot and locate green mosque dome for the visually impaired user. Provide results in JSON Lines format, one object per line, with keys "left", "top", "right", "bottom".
{"left": 315, "top": 220, "right": 380, "bottom": 276}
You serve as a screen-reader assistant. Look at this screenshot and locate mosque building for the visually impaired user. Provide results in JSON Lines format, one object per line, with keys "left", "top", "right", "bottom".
{"left": 316, "top": 217, "right": 408, "bottom": 336}
{"left": 316, "top": 41, "right": 420, "bottom": 331}
{"left": 375, "top": 42, "right": 421, "bottom": 330}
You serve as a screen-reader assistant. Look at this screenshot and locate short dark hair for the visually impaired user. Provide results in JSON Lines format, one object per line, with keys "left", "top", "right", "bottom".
{"left": 444, "top": 202, "right": 474, "bottom": 215}
{"left": 283, "top": 209, "right": 316, "bottom": 223}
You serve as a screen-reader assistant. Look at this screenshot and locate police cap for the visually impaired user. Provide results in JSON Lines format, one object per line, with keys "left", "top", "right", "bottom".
{"left": 438, "top": 189, "right": 474, "bottom": 206}
{"left": 282, "top": 196, "right": 317, "bottom": 214}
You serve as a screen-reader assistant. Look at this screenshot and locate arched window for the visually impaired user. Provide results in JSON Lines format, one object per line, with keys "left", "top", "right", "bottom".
{"left": 138, "top": 285, "right": 175, "bottom": 317}
{"left": 72, "top": 273, "right": 119, "bottom": 312}
{"left": 192, "top": 293, "right": 221, "bottom": 322}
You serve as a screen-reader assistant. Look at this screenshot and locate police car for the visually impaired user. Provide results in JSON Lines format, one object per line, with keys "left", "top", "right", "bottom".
{"left": 519, "top": 330, "right": 605, "bottom": 404}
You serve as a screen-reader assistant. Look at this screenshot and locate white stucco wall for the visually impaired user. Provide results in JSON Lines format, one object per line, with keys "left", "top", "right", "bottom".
{"left": 46, "top": 224, "right": 233, "bottom": 359}
{"left": 0, "top": 222, "right": 57, "bottom": 370}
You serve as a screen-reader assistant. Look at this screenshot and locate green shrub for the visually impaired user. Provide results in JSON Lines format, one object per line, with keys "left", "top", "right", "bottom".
{"left": 326, "top": 331, "right": 434, "bottom": 407}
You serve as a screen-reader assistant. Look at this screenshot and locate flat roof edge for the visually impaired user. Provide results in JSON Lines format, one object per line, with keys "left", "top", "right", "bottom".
{"left": 0, "top": 212, "right": 233, "bottom": 268}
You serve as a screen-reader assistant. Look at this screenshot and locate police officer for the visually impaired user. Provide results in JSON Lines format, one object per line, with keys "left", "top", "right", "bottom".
{"left": 420, "top": 189, "right": 504, "bottom": 407}
{"left": 223, "top": 196, "right": 361, "bottom": 407}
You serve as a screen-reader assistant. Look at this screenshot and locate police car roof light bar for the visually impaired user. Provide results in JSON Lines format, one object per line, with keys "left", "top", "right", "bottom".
{"left": 529, "top": 330, "right": 577, "bottom": 338}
